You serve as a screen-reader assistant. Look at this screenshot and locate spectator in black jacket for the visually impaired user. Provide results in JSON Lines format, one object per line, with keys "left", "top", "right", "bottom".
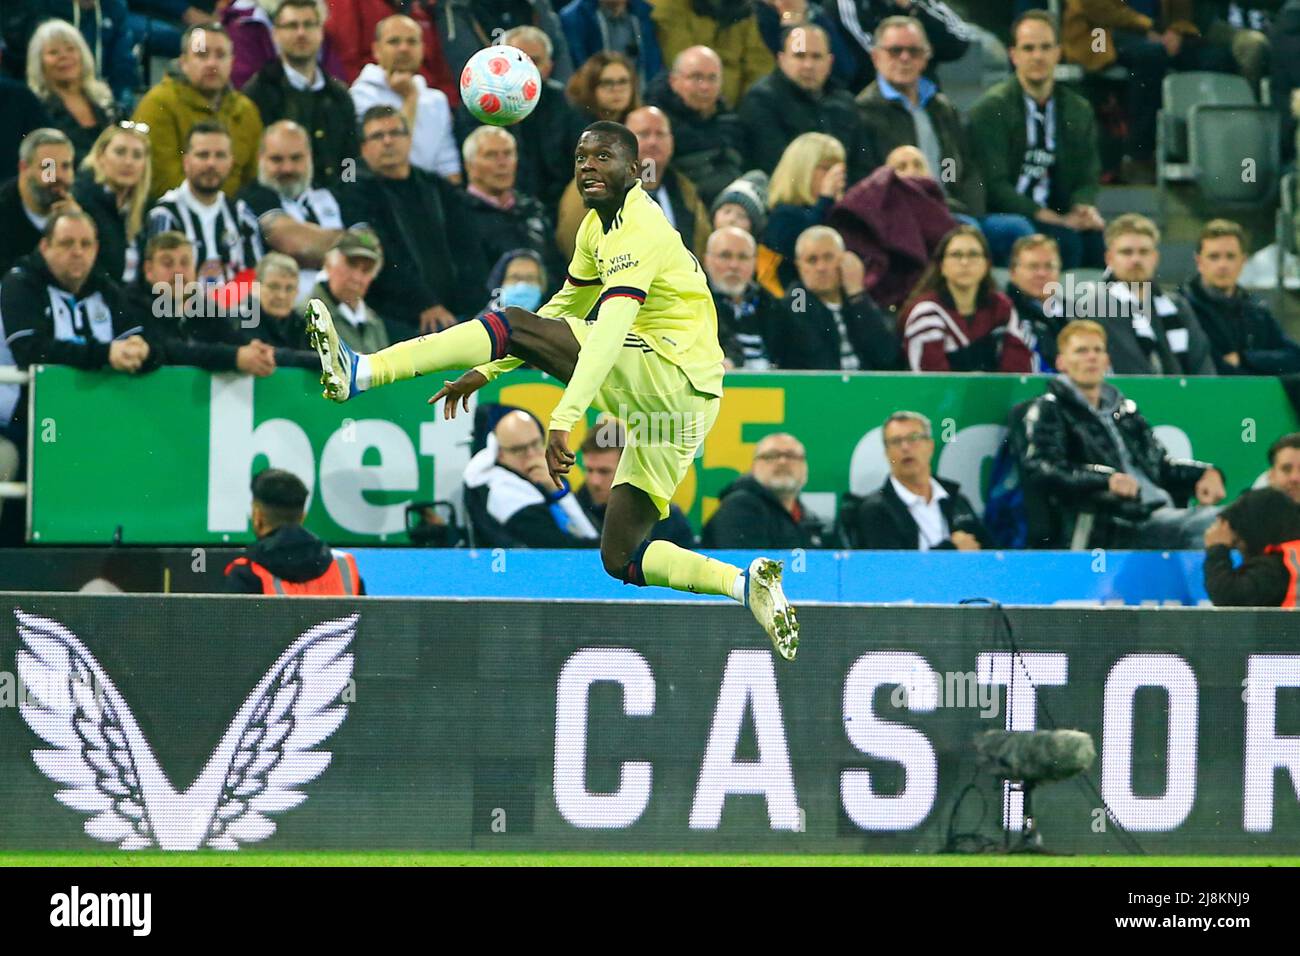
{"left": 645, "top": 45, "right": 747, "bottom": 205}
{"left": 738, "top": 25, "right": 871, "bottom": 181}
{"left": 1019, "top": 318, "right": 1227, "bottom": 549}
{"left": 136, "top": 230, "right": 277, "bottom": 377}
{"left": 461, "top": 125, "right": 561, "bottom": 287}
{"left": 1203, "top": 488, "right": 1300, "bottom": 607}
{"left": 341, "top": 105, "right": 488, "bottom": 332}
{"left": 776, "top": 225, "right": 900, "bottom": 370}
{"left": 575, "top": 419, "right": 696, "bottom": 547}
{"left": 703, "top": 432, "right": 840, "bottom": 548}
{"left": 0, "top": 128, "right": 77, "bottom": 276}
{"left": 462, "top": 409, "right": 601, "bottom": 547}
{"left": 241, "top": 0, "right": 360, "bottom": 186}
{"left": 2, "top": 211, "right": 158, "bottom": 379}
{"left": 851, "top": 410, "right": 990, "bottom": 550}
{"left": 1097, "top": 213, "right": 1215, "bottom": 376}
{"left": 823, "top": 0, "right": 972, "bottom": 93}
{"left": 1004, "top": 232, "right": 1064, "bottom": 370}
{"left": 1180, "top": 219, "right": 1300, "bottom": 376}
{"left": 1268, "top": 432, "right": 1300, "bottom": 504}
{"left": 74, "top": 121, "right": 153, "bottom": 287}
{"left": 705, "top": 226, "right": 788, "bottom": 369}
{"left": 241, "top": 252, "right": 321, "bottom": 365}
{"left": 0, "top": 76, "right": 52, "bottom": 182}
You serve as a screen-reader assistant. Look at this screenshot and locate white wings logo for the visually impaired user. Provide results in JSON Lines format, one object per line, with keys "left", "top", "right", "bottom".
{"left": 14, "top": 610, "right": 357, "bottom": 851}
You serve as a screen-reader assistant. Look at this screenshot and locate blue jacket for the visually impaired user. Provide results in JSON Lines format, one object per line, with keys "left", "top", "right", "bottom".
{"left": 559, "top": 0, "right": 663, "bottom": 86}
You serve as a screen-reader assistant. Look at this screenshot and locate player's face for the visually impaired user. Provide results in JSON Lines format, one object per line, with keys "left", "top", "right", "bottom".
{"left": 184, "top": 132, "right": 233, "bottom": 196}
{"left": 575, "top": 131, "right": 637, "bottom": 206}
{"left": 260, "top": 130, "right": 312, "bottom": 197}
{"left": 1269, "top": 447, "right": 1300, "bottom": 504}
{"left": 1054, "top": 332, "right": 1110, "bottom": 387}
{"left": 1010, "top": 19, "right": 1060, "bottom": 87}
{"left": 1105, "top": 232, "right": 1158, "bottom": 283}
{"left": 145, "top": 246, "right": 197, "bottom": 289}
{"left": 40, "top": 218, "right": 98, "bottom": 291}
{"left": 1009, "top": 243, "right": 1061, "bottom": 300}
{"left": 582, "top": 449, "right": 619, "bottom": 506}
{"left": 883, "top": 420, "right": 934, "bottom": 482}
{"left": 1195, "top": 235, "right": 1246, "bottom": 292}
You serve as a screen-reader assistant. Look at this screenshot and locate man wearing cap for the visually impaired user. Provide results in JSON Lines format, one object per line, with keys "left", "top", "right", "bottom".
{"left": 224, "top": 468, "right": 366, "bottom": 595}
{"left": 308, "top": 228, "right": 402, "bottom": 352}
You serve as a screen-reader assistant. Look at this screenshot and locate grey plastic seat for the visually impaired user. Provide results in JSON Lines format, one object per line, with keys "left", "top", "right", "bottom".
{"left": 1188, "top": 104, "right": 1280, "bottom": 205}
{"left": 1157, "top": 72, "right": 1254, "bottom": 182}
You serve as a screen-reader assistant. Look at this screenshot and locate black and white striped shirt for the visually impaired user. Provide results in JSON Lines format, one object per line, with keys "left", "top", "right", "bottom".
{"left": 147, "top": 181, "right": 265, "bottom": 289}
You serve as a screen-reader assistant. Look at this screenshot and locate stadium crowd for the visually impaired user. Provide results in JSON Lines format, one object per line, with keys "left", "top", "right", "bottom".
{"left": 4, "top": 0, "right": 1300, "bottom": 601}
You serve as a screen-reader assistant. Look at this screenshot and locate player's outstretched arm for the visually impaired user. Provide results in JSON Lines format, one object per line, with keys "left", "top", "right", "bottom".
{"left": 428, "top": 369, "right": 488, "bottom": 419}
{"left": 548, "top": 294, "right": 642, "bottom": 433}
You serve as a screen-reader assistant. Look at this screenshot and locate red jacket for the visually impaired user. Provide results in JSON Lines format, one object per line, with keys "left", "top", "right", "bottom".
{"left": 325, "top": 0, "right": 457, "bottom": 104}
{"left": 900, "top": 289, "right": 1035, "bottom": 373}
{"left": 827, "top": 167, "right": 957, "bottom": 311}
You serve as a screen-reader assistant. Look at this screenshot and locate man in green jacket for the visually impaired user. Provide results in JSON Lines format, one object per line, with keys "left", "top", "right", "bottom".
{"left": 133, "top": 22, "right": 263, "bottom": 201}
{"left": 308, "top": 229, "right": 400, "bottom": 353}
{"left": 967, "top": 10, "right": 1105, "bottom": 269}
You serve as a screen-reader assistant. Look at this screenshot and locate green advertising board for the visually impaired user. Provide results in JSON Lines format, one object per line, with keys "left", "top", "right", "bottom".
{"left": 28, "top": 365, "right": 1300, "bottom": 544}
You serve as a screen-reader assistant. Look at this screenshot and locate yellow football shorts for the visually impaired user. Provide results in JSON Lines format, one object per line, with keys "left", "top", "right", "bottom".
{"left": 564, "top": 315, "right": 720, "bottom": 520}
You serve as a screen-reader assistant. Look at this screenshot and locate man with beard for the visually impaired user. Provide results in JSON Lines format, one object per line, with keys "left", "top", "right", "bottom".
{"left": 0, "top": 129, "right": 79, "bottom": 274}
{"left": 310, "top": 120, "right": 802, "bottom": 659}
{"left": 148, "top": 122, "right": 266, "bottom": 291}
{"left": 240, "top": 121, "right": 345, "bottom": 301}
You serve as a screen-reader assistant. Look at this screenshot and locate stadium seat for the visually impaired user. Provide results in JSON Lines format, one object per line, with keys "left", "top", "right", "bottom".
{"left": 1157, "top": 73, "right": 1254, "bottom": 185}
{"left": 935, "top": 25, "right": 1010, "bottom": 114}
{"left": 1187, "top": 104, "right": 1280, "bottom": 207}
{"left": 1275, "top": 169, "right": 1297, "bottom": 293}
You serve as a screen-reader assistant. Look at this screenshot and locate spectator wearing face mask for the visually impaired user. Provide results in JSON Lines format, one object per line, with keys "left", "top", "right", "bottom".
{"left": 478, "top": 249, "right": 549, "bottom": 321}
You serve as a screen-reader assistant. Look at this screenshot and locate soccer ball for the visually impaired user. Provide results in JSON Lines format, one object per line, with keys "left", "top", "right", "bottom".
{"left": 460, "top": 45, "right": 542, "bottom": 127}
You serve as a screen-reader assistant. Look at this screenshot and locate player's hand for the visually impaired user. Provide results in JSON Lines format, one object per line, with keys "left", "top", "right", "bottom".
{"left": 419, "top": 305, "right": 456, "bottom": 333}
{"left": 428, "top": 369, "right": 487, "bottom": 418}
{"left": 546, "top": 429, "right": 575, "bottom": 486}
{"left": 1195, "top": 468, "right": 1226, "bottom": 506}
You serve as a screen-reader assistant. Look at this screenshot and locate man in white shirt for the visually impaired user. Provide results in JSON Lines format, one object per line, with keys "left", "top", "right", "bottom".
{"left": 850, "top": 410, "right": 989, "bottom": 550}
{"left": 349, "top": 14, "right": 461, "bottom": 183}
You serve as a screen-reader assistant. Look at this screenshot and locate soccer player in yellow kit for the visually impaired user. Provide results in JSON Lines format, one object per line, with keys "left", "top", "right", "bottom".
{"left": 307, "top": 121, "right": 798, "bottom": 659}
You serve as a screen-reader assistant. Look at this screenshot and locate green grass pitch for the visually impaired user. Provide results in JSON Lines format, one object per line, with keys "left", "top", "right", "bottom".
{"left": 0, "top": 852, "right": 1296, "bottom": 867}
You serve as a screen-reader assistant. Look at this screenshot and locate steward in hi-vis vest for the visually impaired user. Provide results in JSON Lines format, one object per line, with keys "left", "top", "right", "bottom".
{"left": 224, "top": 468, "right": 365, "bottom": 596}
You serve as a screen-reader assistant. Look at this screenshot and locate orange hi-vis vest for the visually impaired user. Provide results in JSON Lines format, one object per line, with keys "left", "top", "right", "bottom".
{"left": 1263, "top": 539, "right": 1300, "bottom": 608}
{"left": 230, "top": 550, "right": 361, "bottom": 596}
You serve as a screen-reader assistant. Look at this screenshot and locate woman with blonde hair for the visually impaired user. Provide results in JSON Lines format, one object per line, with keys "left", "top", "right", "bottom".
{"left": 565, "top": 51, "right": 640, "bottom": 123}
{"left": 27, "top": 19, "right": 117, "bottom": 162}
{"left": 73, "top": 121, "right": 151, "bottom": 285}
{"left": 763, "top": 132, "right": 846, "bottom": 263}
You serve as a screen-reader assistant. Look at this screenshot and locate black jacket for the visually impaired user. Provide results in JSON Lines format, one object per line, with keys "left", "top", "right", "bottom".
{"left": 575, "top": 484, "right": 697, "bottom": 548}
{"left": 1179, "top": 275, "right": 1300, "bottom": 376}
{"left": 737, "top": 69, "right": 872, "bottom": 181}
{"left": 339, "top": 167, "right": 489, "bottom": 323}
{"left": 1203, "top": 544, "right": 1291, "bottom": 607}
{"left": 1094, "top": 276, "right": 1216, "bottom": 376}
{"left": 856, "top": 79, "right": 983, "bottom": 216}
{"left": 701, "top": 474, "right": 841, "bottom": 549}
{"left": 73, "top": 170, "right": 140, "bottom": 286}
{"left": 241, "top": 58, "right": 360, "bottom": 186}
{"left": 2, "top": 252, "right": 161, "bottom": 371}
{"left": 711, "top": 282, "right": 788, "bottom": 369}
{"left": 1020, "top": 376, "right": 1217, "bottom": 520}
{"left": 775, "top": 282, "right": 901, "bottom": 370}
{"left": 1005, "top": 281, "right": 1064, "bottom": 369}
{"left": 0, "top": 178, "right": 43, "bottom": 277}
{"left": 0, "top": 77, "right": 51, "bottom": 182}
{"left": 644, "top": 79, "right": 746, "bottom": 206}
{"left": 850, "top": 475, "right": 991, "bottom": 550}
{"left": 127, "top": 282, "right": 244, "bottom": 373}
{"left": 224, "top": 524, "right": 367, "bottom": 594}
{"left": 463, "top": 188, "right": 562, "bottom": 289}
{"left": 455, "top": 76, "right": 587, "bottom": 211}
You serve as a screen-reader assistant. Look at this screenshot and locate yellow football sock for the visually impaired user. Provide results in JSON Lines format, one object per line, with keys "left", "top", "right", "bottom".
{"left": 367, "top": 319, "right": 495, "bottom": 388}
{"left": 641, "top": 539, "right": 743, "bottom": 601}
